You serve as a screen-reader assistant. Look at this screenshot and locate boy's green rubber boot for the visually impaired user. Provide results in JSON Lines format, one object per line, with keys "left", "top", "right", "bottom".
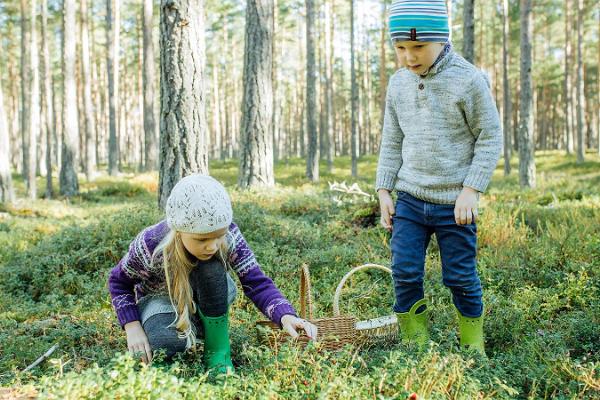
{"left": 396, "top": 298, "right": 430, "bottom": 347}
{"left": 198, "top": 309, "right": 234, "bottom": 375}
{"left": 456, "top": 307, "right": 486, "bottom": 356}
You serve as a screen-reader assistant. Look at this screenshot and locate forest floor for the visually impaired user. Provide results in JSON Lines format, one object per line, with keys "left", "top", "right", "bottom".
{"left": 0, "top": 152, "right": 598, "bottom": 399}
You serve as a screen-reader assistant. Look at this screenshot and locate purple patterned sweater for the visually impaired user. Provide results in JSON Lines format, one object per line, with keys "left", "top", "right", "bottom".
{"left": 108, "top": 220, "right": 297, "bottom": 327}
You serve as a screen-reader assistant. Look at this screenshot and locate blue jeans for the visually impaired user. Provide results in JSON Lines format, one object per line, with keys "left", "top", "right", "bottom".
{"left": 390, "top": 192, "right": 483, "bottom": 318}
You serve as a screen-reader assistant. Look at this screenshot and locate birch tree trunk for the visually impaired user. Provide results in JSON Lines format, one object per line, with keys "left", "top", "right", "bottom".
{"left": 325, "top": 0, "right": 334, "bottom": 172}
{"left": 350, "top": 0, "right": 358, "bottom": 177}
{"left": 518, "top": 0, "right": 536, "bottom": 188}
{"left": 60, "top": 0, "right": 80, "bottom": 196}
{"left": 564, "top": 3, "right": 574, "bottom": 153}
{"left": 238, "top": 0, "right": 275, "bottom": 188}
{"left": 158, "top": 0, "right": 210, "bottom": 208}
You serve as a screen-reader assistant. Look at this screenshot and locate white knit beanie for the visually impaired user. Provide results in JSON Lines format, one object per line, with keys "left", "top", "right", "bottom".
{"left": 166, "top": 174, "right": 233, "bottom": 234}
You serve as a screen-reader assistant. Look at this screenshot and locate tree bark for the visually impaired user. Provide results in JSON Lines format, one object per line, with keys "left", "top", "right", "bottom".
{"left": 158, "top": 0, "right": 210, "bottom": 208}
{"left": 81, "top": 0, "right": 96, "bottom": 180}
{"left": 238, "top": 0, "right": 275, "bottom": 188}
{"left": 350, "top": 0, "right": 358, "bottom": 177}
{"left": 325, "top": 0, "right": 334, "bottom": 171}
{"left": 575, "top": 0, "right": 585, "bottom": 163}
{"left": 502, "top": 0, "right": 512, "bottom": 175}
{"left": 518, "top": 0, "right": 535, "bottom": 188}
{"left": 0, "top": 62, "right": 15, "bottom": 203}
{"left": 564, "top": 3, "right": 574, "bottom": 153}
{"left": 107, "top": 0, "right": 120, "bottom": 175}
{"left": 306, "top": 0, "right": 319, "bottom": 181}
{"left": 41, "top": 0, "right": 54, "bottom": 198}
{"left": 143, "top": 0, "right": 158, "bottom": 171}
{"left": 463, "top": 0, "right": 475, "bottom": 64}
{"left": 60, "top": 0, "right": 80, "bottom": 196}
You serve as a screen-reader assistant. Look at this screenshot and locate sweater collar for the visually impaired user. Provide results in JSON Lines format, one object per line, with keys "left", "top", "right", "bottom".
{"left": 420, "top": 42, "right": 453, "bottom": 78}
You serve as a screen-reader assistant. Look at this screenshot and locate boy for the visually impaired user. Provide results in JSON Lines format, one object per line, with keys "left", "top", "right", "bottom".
{"left": 376, "top": 0, "right": 503, "bottom": 354}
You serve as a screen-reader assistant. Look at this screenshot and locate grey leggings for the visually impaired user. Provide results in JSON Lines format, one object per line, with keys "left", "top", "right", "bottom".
{"left": 142, "top": 257, "right": 233, "bottom": 358}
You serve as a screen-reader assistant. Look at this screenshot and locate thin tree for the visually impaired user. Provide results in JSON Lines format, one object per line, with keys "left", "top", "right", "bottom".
{"left": 238, "top": 0, "right": 275, "bottom": 188}
{"left": 20, "top": 0, "right": 30, "bottom": 181}
{"left": 106, "top": 0, "right": 120, "bottom": 176}
{"left": 502, "top": 0, "right": 512, "bottom": 175}
{"left": 306, "top": 0, "right": 319, "bottom": 181}
{"left": 143, "top": 0, "right": 158, "bottom": 171}
{"left": 350, "top": 0, "right": 358, "bottom": 177}
{"left": 158, "top": 0, "right": 210, "bottom": 208}
{"left": 378, "top": 0, "right": 387, "bottom": 154}
{"left": 81, "top": 0, "right": 96, "bottom": 180}
{"left": 325, "top": 0, "right": 334, "bottom": 171}
{"left": 41, "top": 0, "right": 54, "bottom": 197}
{"left": 575, "top": 0, "right": 585, "bottom": 163}
{"left": 0, "top": 63, "right": 15, "bottom": 204}
{"left": 518, "top": 0, "right": 535, "bottom": 188}
{"left": 60, "top": 0, "right": 80, "bottom": 196}
{"left": 564, "top": 3, "right": 574, "bottom": 153}
{"left": 463, "top": 0, "right": 475, "bottom": 64}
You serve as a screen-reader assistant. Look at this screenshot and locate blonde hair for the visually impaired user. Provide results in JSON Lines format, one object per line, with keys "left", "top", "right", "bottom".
{"left": 151, "top": 230, "right": 229, "bottom": 348}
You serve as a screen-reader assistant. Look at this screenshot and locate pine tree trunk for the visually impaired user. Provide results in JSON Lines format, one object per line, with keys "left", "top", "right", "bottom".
{"left": 143, "top": 0, "right": 158, "bottom": 171}
{"left": 28, "top": 0, "right": 40, "bottom": 199}
{"left": 379, "top": 0, "right": 387, "bottom": 154}
{"left": 564, "top": 4, "right": 574, "bottom": 153}
{"left": 0, "top": 62, "right": 15, "bottom": 203}
{"left": 350, "top": 0, "right": 358, "bottom": 177}
{"left": 326, "top": 0, "right": 335, "bottom": 167}
{"left": 239, "top": 0, "right": 275, "bottom": 188}
{"left": 518, "top": 0, "right": 535, "bottom": 188}
{"left": 107, "top": 0, "right": 120, "bottom": 176}
{"left": 575, "top": 0, "right": 585, "bottom": 163}
{"left": 306, "top": 0, "right": 319, "bottom": 181}
{"left": 60, "top": 0, "right": 80, "bottom": 196}
{"left": 463, "top": 0, "right": 475, "bottom": 64}
{"left": 158, "top": 0, "right": 210, "bottom": 208}
{"left": 20, "top": 0, "right": 31, "bottom": 180}
{"left": 41, "top": 0, "right": 54, "bottom": 197}
{"left": 81, "top": 0, "right": 96, "bottom": 180}
{"left": 502, "top": 0, "right": 512, "bottom": 175}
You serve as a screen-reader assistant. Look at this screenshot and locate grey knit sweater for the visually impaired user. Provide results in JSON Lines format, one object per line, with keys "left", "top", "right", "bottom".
{"left": 375, "top": 50, "right": 503, "bottom": 204}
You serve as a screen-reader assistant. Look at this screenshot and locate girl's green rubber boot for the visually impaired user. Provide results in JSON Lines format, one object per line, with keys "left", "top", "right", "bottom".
{"left": 456, "top": 307, "right": 486, "bottom": 356}
{"left": 198, "top": 309, "right": 234, "bottom": 375}
{"left": 396, "top": 298, "right": 430, "bottom": 347}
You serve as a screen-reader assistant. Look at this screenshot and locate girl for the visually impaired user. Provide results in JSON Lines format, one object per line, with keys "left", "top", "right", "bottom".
{"left": 108, "top": 174, "right": 317, "bottom": 374}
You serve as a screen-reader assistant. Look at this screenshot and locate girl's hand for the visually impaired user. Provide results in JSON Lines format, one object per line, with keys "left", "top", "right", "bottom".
{"left": 281, "top": 315, "right": 318, "bottom": 341}
{"left": 378, "top": 189, "right": 395, "bottom": 231}
{"left": 124, "top": 320, "right": 153, "bottom": 364}
{"left": 454, "top": 186, "right": 479, "bottom": 225}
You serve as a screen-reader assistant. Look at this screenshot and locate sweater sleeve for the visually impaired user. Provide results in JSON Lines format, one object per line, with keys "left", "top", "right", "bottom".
{"left": 376, "top": 75, "right": 405, "bottom": 191}
{"left": 461, "top": 72, "right": 503, "bottom": 192}
{"left": 227, "top": 223, "right": 297, "bottom": 327}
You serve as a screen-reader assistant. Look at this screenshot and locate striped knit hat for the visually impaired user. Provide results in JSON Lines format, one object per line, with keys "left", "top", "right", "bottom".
{"left": 388, "top": 0, "right": 449, "bottom": 43}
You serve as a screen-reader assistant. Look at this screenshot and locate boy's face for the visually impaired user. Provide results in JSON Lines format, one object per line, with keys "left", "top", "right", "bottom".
{"left": 394, "top": 41, "right": 445, "bottom": 76}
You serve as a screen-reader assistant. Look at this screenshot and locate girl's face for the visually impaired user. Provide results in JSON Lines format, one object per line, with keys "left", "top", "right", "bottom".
{"left": 180, "top": 227, "right": 228, "bottom": 261}
{"left": 394, "top": 41, "right": 445, "bottom": 76}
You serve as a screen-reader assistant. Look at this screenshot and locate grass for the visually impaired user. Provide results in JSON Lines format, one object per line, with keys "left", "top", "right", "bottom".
{"left": 0, "top": 151, "right": 598, "bottom": 399}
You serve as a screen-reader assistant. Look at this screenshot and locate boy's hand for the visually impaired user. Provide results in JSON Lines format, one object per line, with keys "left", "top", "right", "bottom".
{"left": 281, "top": 314, "right": 318, "bottom": 340}
{"left": 454, "top": 186, "right": 479, "bottom": 225}
{"left": 378, "top": 189, "right": 395, "bottom": 231}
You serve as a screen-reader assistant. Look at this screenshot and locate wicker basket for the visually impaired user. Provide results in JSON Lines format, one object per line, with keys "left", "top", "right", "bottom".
{"left": 256, "top": 264, "right": 357, "bottom": 351}
{"left": 333, "top": 263, "right": 398, "bottom": 344}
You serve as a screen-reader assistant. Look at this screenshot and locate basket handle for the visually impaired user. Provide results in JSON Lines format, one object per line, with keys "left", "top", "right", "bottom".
{"left": 299, "top": 263, "right": 314, "bottom": 320}
{"left": 333, "top": 263, "right": 392, "bottom": 316}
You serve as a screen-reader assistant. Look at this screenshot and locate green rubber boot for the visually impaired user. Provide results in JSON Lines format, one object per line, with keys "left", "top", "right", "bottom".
{"left": 456, "top": 307, "right": 486, "bottom": 356}
{"left": 396, "top": 298, "right": 430, "bottom": 347}
{"left": 198, "top": 309, "right": 234, "bottom": 375}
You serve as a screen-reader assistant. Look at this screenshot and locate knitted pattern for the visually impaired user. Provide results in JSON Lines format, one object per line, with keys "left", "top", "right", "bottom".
{"left": 389, "top": 0, "right": 449, "bottom": 43}
{"left": 166, "top": 175, "right": 233, "bottom": 234}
